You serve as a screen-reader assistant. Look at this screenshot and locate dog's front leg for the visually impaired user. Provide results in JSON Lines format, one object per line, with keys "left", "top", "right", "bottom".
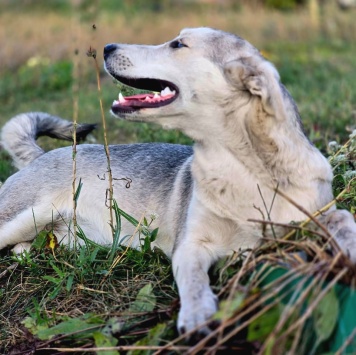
{"left": 173, "top": 238, "right": 218, "bottom": 334}
{"left": 172, "top": 201, "right": 231, "bottom": 334}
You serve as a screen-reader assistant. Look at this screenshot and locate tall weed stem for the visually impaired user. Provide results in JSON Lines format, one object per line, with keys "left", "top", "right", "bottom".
{"left": 71, "top": 12, "right": 80, "bottom": 242}
{"left": 88, "top": 46, "right": 114, "bottom": 234}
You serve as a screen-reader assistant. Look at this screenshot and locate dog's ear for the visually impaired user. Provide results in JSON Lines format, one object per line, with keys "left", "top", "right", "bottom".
{"left": 223, "top": 60, "right": 255, "bottom": 91}
{"left": 223, "top": 57, "right": 288, "bottom": 120}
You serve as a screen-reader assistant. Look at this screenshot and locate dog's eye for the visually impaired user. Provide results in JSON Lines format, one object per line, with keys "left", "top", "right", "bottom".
{"left": 170, "top": 40, "right": 187, "bottom": 49}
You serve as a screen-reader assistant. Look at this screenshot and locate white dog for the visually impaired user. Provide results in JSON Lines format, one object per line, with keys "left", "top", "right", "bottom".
{"left": 1, "top": 27, "right": 355, "bottom": 334}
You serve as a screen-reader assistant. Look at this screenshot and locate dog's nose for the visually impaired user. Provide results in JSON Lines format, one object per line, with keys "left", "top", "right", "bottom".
{"left": 103, "top": 43, "right": 118, "bottom": 60}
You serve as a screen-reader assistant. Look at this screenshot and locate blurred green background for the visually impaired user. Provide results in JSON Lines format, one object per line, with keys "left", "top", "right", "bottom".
{"left": 0, "top": 0, "right": 356, "bottom": 180}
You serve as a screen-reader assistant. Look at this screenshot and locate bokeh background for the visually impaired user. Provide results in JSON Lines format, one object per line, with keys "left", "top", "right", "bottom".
{"left": 0, "top": 0, "right": 356, "bottom": 179}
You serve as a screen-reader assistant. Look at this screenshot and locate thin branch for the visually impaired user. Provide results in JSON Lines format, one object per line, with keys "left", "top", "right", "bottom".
{"left": 37, "top": 345, "right": 227, "bottom": 352}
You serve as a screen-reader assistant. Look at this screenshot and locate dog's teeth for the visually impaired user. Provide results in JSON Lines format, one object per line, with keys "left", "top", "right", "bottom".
{"left": 145, "top": 96, "right": 150, "bottom": 101}
{"left": 154, "top": 93, "right": 160, "bottom": 99}
{"left": 118, "top": 93, "right": 126, "bottom": 103}
{"left": 161, "top": 87, "right": 174, "bottom": 97}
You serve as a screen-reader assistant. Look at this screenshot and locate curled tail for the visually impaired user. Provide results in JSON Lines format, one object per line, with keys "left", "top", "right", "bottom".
{"left": 1, "top": 112, "right": 96, "bottom": 169}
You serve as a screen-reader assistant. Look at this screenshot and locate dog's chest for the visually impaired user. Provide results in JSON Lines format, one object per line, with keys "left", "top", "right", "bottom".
{"left": 191, "top": 149, "right": 274, "bottom": 221}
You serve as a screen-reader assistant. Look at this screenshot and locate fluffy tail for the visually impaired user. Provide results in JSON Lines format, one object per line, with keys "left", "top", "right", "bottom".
{"left": 1, "top": 112, "right": 96, "bottom": 169}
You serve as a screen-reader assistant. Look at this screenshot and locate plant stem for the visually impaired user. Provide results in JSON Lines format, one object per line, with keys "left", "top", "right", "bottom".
{"left": 91, "top": 50, "right": 114, "bottom": 235}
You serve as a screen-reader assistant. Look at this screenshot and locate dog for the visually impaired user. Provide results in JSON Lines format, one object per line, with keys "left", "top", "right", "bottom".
{"left": 1, "top": 27, "right": 356, "bottom": 334}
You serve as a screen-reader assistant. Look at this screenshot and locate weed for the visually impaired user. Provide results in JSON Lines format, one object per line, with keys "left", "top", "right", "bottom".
{"left": 0, "top": 202, "right": 174, "bottom": 351}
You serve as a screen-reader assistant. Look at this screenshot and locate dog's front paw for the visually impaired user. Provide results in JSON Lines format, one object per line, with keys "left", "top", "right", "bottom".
{"left": 321, "top": 210, "right": 356, "bottom": 263}
{"left": 12, "top": 242, "right": 32, "bottom": 254}
{"left": 178, "top": 287, "right": 218, "bottom": 335}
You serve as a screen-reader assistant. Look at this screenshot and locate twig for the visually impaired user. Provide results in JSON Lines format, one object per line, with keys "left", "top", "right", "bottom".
{"left": 37, "top": 345, "right": 224, "bottom": 352}
{"left": 277, "top": 267, "right": 347, "bottom": 339}
{"left": 275, "top": 189, "right": 331, "bottom": 238}
{"left": 288, "top": 316, "right": 305, "bottom": 355}
{"left": 87, "top": 45, "right": 114, "bottom": 235}
{"left": 181, "top": 265, "right": 313, "bottom": 354}
{"left": 248, "top": 218, "right": 330, "bottom": 240}
{"left": 282, "top": 187, "right": 348, "bottom": 241}
{"left": 77, "top": 285, "right": 108, "bottom": 294}
{"left": 71, "top": 6, "right": 80, "bottom": 242}
{"left": 189, "top": 294, "right": 282, "bottom": 355}
{"left": 335, "top": 328, "right": 356, "bottom": 355}
{"left": 0, "top": 263, "right": 18, "bottom": 279}
{"left": 273, "top": 189, "right": 346, "bottom": 257}
{"left": 258, "top": 270, "right": 323, "bottom": 354}
{"left": 217, "top": 250, "right": 254, "bottom": 297}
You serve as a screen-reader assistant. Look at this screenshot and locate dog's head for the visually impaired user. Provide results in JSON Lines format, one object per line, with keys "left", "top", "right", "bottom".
{"left": 104, "top": 27, "right": 287, "bottom": 140}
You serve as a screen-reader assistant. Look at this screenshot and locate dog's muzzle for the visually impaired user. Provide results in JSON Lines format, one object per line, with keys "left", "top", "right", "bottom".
{"left": 103, "top": 43, "right": 119, "bottom": 60}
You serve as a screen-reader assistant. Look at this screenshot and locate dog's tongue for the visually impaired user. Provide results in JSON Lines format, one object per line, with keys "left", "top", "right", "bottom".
{"left": 124, "top": 93, "right": 155, "bottom": 100}
{"left": 113, "top": 87, "right": 176, "bottom": 108}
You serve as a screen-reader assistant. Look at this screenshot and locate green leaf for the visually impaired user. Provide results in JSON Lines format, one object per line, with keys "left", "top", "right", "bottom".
{"left": 50, "top": 261, "right": 65, "bottom": 278}
{"left": 247, "top": 305, "right": 281, "bottom": 342}
{"left": 31, "top": 230, "right": 48, "bottom": 250}
{"left": 312, "top": 287, "right": 339, "bottom": 348}
{"left": 48, "top": 283, "right": 62, "bottom": 299}
{"left": 142, "top": 236, "right": 151, "bottom": 253}
{"left": 116, "top": 207, "right": 140, "bottom": 228}
{"left": 93, "top": 331, "right": 119, "bottom": 355}
{"left": 90, "top": 246, "right": 100, "bottom": 262}
{"left": 213, "top": 291, "right": 244, "bottom": 321}
{"left": 36, "top": 315, "right": 104, "bottom": 340}
{"left": 128, "top": 323, "right": 167, "bottom": 355}
{"left": 66, "top": 274, "right": 74, "bottom": 292}
{"left": 74, "top": 178, "right": 83, "bottom": 204}
{"left": 21, "top": 316, "right": 48, "bottom": 335}
{"left": 42, "top": 275, "right": 61, "bottom": 284}
{"left": 150, "top": 228, "right": 159, "bottom": 242}
{"left": 129, "top": 283, "right": 156, "bottom": 313}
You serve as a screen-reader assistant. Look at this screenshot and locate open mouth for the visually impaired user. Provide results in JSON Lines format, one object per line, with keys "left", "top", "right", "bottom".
{"left": 111, "top": 76, "right": 179, "bottom": 115}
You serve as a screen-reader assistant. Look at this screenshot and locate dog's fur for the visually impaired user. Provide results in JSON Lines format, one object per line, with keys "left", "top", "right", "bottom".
{"left": 1, "top": 27, "right": 356, "bottom": 334}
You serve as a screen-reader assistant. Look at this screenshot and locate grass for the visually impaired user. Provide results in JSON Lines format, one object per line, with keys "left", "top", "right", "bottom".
{"left": 1, "top": 1, "right": 356, "bottom": 353}
{"left": 1, "top": 166, "right": 356, "bottom": 353}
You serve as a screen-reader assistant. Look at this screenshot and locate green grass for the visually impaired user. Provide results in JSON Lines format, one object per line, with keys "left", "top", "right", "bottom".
{"left": 265, "top": 40, "right": 356, "bottom": 147}
{"left": 1, "top": 4, "right": 356, "bottom": 353}
{"left": 1, "top": 164, "right": 356, "bottom": 353}
{"left": 0, "top": 59, "right": 192, "bottom": 155}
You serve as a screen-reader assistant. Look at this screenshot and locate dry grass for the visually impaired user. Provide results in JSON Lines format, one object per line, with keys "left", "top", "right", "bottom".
{"left": 1, "top": 2, "right": 356, "bottom": 73}
{"left": 1, "top": 209, "right": 355, "bottom": 353}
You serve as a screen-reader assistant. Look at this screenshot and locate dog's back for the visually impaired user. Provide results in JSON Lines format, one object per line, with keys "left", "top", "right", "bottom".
{"left": 0, "top": 113, "right": 193, "bottom": 254}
